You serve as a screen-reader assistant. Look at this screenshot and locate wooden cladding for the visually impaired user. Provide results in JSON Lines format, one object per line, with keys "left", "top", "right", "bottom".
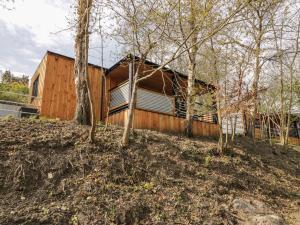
{"left": 107, "top": 109, "right": 219, "bottom": 137}
{"left": 30, "top": 52, "right": 104, "bottom": 121}
{"left": 31, "top": 51, "right": 219, "bottom": 139}
{"left": 255, "top": 128, "right": 300, "bottom": 145}
{"left": 29, "top": 54, "right": 48, "bottom": 110}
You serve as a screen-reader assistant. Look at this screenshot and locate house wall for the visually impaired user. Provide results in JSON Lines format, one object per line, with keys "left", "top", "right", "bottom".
{"left": 222, "top": 113, "right": 245, "bottom": 135}
{"left": 29, "top": 54, "right": 48, "bottom": 109}
{"left": 107, "top": 108, "right": 219, "bottom": 137}
{"left": 0, "top": 103, "right": 21, "bottom": 117}
{"left": 30, "top": 52, "right": 104, "bottom": 121}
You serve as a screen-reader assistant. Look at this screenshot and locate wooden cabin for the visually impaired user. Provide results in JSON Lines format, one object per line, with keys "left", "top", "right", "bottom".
{"left": 30, "top": 51, "right": 103, "bottom": 121}
{"left": 30, "top": 51, "right": 219, "bottom": 137}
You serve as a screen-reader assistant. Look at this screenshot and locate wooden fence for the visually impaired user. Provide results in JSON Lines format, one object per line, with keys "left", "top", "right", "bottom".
{"left": 107, "top": 108, "right": 219, "bottom": 137}
{"left": 255, "top": 128, "right": 300, "bottom": 146}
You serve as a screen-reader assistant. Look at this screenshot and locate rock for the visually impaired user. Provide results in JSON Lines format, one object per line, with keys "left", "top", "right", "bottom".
{"left": 249, "top": 214, "right": 286, "bottom": 225}
{"left": 231, "top": 198, "right": 287, "bottom": 225}
{"left": 232, "top": 198, "right": 273, "bottom": 215}
{"left": 48, "top": 172, "right": 53, "bottom": 179}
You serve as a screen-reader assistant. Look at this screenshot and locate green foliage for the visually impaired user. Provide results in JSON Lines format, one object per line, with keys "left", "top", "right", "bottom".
{"left": 0, "top": 82, "right": 29, "bottom": 103}
{"left": 142, "top": 182, "right": 154, "bottom": 190}
{"left": 204, "top": 155, "right": 212, "bottom": 167}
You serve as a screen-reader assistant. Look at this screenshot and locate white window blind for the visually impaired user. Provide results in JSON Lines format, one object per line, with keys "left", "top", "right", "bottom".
{"left": 136, "top": 88, "right": 174, "bottom": 115}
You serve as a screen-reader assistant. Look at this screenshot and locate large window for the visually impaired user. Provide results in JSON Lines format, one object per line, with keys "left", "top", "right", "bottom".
{"left": 32, "top": 76, "right": 39, "bottom": 97}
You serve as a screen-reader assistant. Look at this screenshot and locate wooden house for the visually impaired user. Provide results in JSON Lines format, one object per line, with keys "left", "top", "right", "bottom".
{"left": 30, "top": 51, "right": 219, "bottom": 137}
{"left": 30, "top": 51, "right": 103, "bottom": 121}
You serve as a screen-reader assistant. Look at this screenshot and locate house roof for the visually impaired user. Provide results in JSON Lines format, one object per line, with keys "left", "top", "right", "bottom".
{"left": 45, "top": 51, "right": 214, "bottom": 90}
{"left": 46, "top": 51, "right": 108, "bottom": 70}
{"left": 106, "top": 54, "right": 215, "bottom": 90}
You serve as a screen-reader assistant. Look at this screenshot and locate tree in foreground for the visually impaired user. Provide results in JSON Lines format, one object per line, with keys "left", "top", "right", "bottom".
{"left": 74, "top": 0, "right": 96, "bottom": 142}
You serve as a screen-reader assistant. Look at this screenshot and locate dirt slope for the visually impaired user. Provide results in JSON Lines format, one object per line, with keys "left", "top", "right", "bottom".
{"left": 0, "top": 118, "right": 300, "bottom": 225}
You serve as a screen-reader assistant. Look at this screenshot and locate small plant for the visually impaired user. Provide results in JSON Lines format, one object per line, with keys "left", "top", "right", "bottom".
{"left": 204, "top": 155, "right": 212, "bottom": 167}
{"left": 71, "top": 215, "right": 78, "bottom": 225}
{"left": 142, "top": 182, "right": 154, "bottom": 190}
{"left": 42, "top": 207, "right": 49, "bottom": 215}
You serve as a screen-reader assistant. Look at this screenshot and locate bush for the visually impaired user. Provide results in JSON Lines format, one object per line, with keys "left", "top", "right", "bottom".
{"left": 0, "top": 82, "right": 29, "bottom": 103}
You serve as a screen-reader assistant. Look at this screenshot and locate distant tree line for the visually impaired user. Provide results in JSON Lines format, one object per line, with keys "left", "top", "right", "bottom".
{"left": 1, "top": 70, "right": 29, "bottom": 85}
{"left": 0, "top": 70, "right": 29, "bottom": 104}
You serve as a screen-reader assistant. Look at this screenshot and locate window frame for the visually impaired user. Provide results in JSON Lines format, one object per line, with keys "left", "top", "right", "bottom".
{"left": 32, "top": 75, "right": 39, "bottom": 98}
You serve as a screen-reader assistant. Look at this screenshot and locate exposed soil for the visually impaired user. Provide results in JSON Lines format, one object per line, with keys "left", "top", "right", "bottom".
{"left": 0, "top": 117, "right": 300, "bottom": 225}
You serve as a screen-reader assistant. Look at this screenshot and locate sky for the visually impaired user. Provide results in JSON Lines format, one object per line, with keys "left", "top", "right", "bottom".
{"left": 0, "top": 0, "right": 119, "bottom": 77}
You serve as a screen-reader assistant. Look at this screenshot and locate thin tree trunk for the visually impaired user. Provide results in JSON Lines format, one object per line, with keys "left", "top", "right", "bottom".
{"left": 210, "top": 38, "right": 224, "bottom": 153}
{"left": 216, "top": 91, "right": 224, "bottom": 153}
{"left": 85, "top": 0, "right": 95, "bottom": 143}
{"left": 231, "top": 115, "right": 237, "bottom": 142}
{"left": 185, "top": 0, "right": 199, "bottom": 137}
{"left": 285, "top": 20, "right": 300, "bottom": 146}
{"left": 121, "top": 76, "right": 138, "bottom": 146}
{"left": 279, "top": 53, "right": 286, "bottom": 146}
{"left": 186, "top": 58, "right": 196, "bottom": 137}
{"left": 268, "top": 114, "right": 272, "bottom": 146}
{"left": 224, "top": 71, "right": 228, "bottom": 148}
{"left": 225, "top": 117, "right": 229, "bottom": 147}
{"left": 285, "top": 67, "right": 294, "bottom": 147}
{"left": 242, "top": 111, "right": 248, "bottom": 136}
{"left": 250, "top": 16, "right": 263, "bottom": 144}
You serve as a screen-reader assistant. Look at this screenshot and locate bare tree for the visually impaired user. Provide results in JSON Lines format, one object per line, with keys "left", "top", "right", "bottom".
{"left": 269, "top": 4, "right": 300, "bottom": 147}
{"left": 103, "top": 0, "right": 251, "bottom": 146}
{"left": 74, "top": 0, "right": 96, "bottom": 142}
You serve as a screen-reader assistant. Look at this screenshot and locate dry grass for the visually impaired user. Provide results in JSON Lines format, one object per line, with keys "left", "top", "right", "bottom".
{"left": 0, "top": 117, "right": 299, "bottom": 224}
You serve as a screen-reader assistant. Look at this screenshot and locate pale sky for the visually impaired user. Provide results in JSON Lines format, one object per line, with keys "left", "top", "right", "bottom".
{"left": 0, "top": 0, "right": 119, "bottom": 77}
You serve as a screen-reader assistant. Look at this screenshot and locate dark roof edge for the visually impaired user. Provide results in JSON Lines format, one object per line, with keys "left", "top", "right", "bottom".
{"left": 106, "top": 54, "right": 215, "bottom": 90}
{"left": 47, "top": 51, "right": 107, "bottom": 70}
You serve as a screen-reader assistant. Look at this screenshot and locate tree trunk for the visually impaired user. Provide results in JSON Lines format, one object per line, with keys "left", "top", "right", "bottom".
{"left": 231, "top": 115, "right": 237, "bottom": 142}
{"left": 74, "top": 0, "right": 93, "bottom": 126}
{"left": 285, "top": 67, "right": 295, "bottom": 147}
{"left": 216, "top": 91, "right": 224, "bottom": 153}
{"left": 225, "top": 117, "right": 229, "bottom": 148}
{"left": 250, "top": 17, "right": 263, "bottom": 144}
{"left": 242, "top": 111, "right": 248, "bottom": 136}
{"left": 121, "top": 76, "right": 138, "bottom": 146}
{"left": 279, "top": 52, "right": 286, "bottom": 146}
{"left": 268, "top": 114, "right": 272, "bottom": 146}
{"left": 185, "top": 58, "right": 196, "bottom": 137}
{"left": 82, "top": 0, "right": 96, "bottom": 143}
{"left": 185, "top": 0, "right": 198, "bottom": 137}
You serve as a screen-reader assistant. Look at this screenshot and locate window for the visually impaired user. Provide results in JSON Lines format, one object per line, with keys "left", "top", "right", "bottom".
{"left": 32, "top": 76, "right": 39, "bottom": 97}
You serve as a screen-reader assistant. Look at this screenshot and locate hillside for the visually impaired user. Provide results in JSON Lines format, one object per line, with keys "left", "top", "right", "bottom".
{"left": 0, "top": 118, "right": 300, "bottom": 225}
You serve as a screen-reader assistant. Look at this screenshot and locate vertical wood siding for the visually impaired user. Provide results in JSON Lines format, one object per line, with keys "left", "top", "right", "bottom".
{"left": 108, "top": 109, "right": 219, "bottom": 137}
{"left": 29, "top": 54, "right": 48, "bottom": 109}
{"left": 255, "top": 128, "right": 300, "bottom": 145}
{"left": 32, "top": 53, "right": 103, "bottom": 121}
